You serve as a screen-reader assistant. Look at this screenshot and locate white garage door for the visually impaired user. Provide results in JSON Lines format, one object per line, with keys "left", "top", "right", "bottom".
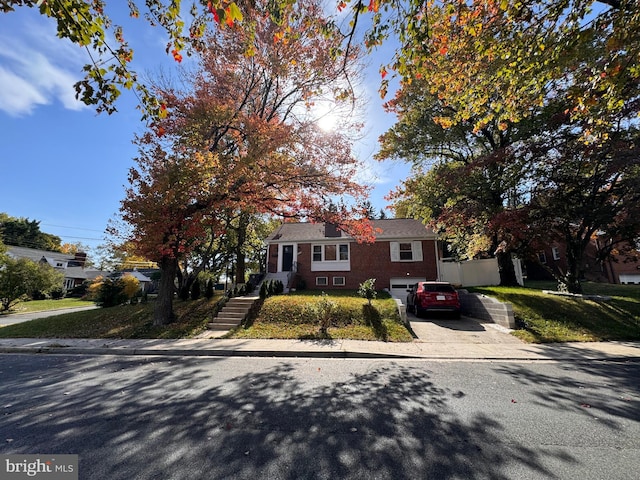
{"left": 620, "top": 274, "right": 640, "bottom": 285}
{"left": 389, "top": 277, "right": 426, "bottom": 301}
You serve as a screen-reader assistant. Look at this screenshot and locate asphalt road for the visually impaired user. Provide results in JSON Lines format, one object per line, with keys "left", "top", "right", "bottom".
{"left": 0, "top": 355, "right": 638, "bottom": 479}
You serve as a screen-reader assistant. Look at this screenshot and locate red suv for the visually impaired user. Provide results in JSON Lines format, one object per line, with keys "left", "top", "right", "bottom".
{"left": 406, "top": 282, "right": 461, "bottom": 319}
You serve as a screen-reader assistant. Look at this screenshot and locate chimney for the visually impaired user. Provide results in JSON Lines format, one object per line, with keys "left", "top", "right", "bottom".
{"left": 324, "top": 223, "right": 341, "bottom": 238}
{"left": 74, "top": 252, "right": 87, "bottom": 267}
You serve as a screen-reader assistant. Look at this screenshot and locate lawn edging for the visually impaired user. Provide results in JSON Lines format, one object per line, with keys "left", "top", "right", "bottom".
{"left": 458, "top": 290, "right": 516, "bottom": 328}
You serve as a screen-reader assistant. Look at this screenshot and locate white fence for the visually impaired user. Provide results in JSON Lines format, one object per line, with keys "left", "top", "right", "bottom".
{"left": 438, "top": 257, "right": 524, "bottom": 287}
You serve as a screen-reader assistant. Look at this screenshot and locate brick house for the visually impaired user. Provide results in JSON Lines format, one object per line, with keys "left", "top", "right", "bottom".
{"left": 525, "top": 237, "right": 640, "bottom": 285}
{"left": 264, "top": 218, "right": 441, "bottom": 297}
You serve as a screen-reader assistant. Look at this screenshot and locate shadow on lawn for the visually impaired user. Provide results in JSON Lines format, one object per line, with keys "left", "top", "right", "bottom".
{"left": 0, "top": 356, "right": 570, "bottom": 479}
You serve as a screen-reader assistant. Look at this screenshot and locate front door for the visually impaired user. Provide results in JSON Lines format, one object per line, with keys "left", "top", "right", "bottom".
{"left": 282, "top": 245, "right": 294, "bottom": 271}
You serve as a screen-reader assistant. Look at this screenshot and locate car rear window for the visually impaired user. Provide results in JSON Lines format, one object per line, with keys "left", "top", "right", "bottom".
{"left": 422, "top": 283, "right": 456, "bottom": 293}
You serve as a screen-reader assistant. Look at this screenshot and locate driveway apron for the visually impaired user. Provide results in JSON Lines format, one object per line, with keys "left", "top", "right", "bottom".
{"left": 408, "top": 313, "right": 523, "bottom": 344}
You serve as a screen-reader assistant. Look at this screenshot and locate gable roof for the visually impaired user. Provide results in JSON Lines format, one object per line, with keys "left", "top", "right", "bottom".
{"left": 6, "top": 245, "right": 75, "bottom": 263}
{"left": 265, "top": 218, "right": 437, "bottom": 243}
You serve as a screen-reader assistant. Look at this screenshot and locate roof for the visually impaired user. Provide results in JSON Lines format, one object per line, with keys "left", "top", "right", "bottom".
{"left": 64, "top": 267, "right": 107, "bottom": 281}
{"left": 265, "top": 219, "right": 437, "bottom": 243}
{"left": 6, "top": 245, "right": 74, "bottom": 263}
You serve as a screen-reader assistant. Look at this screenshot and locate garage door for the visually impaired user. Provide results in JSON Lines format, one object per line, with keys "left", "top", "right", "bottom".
{"left": 389, "top": 277, "right": 426, "bottom": 301}
{"left": 620, "top": 274, "right": 640, "bottom": 285}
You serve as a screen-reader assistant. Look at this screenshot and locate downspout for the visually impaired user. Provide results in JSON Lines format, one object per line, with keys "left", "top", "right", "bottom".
{"left": 434, "top": 240, "right": 442, "bottom": 281}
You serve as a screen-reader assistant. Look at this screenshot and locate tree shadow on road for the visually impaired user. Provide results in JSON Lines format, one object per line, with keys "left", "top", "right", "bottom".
{"left": 0, "top": 355, "right": 573, "bottom": 479}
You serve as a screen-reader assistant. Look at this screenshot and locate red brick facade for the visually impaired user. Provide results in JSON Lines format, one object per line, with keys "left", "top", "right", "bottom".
{"left": 271, "top": 240, "right": 438, "bottom": 291}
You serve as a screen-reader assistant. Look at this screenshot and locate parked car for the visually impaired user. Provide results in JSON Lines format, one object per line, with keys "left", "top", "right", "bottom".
{"left": 406, "top": 281, "right": 461, "bottom": 319}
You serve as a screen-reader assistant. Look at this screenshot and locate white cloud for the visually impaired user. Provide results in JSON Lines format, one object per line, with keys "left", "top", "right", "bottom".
{"left": 0, "top": 16, "right": 87, "bottom": 116}
{"left": 0, "top": 66, "right": 48, "bottom": 115}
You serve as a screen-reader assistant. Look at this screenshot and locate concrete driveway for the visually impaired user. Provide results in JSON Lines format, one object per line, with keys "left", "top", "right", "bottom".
{"left": 407, "top": 311, "right": 523, "bottom": 344}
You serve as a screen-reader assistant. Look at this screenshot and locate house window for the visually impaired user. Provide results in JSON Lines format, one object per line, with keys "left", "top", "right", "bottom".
{"left": 333, "top": 277, "right": 345, "bottom": 286}
{"left": 552, "top": 247, "right": 561, "bottom": 261}
{"left": 399, "top": 243, "right": 413, "bottom": 260}
{"left": 316, "top": 277, "right": 328, "bottom": 286}
{"left": 390, "top": 241, "right": 423, "bottom": 262}
{"left": 538, "top": 252, "right": 547, "bottom": 264}
{"left": 312, "top": 244, "right": 349, "bottom": 262}
{"left": 56, "top": 262, "right": 64, "bottom": 267}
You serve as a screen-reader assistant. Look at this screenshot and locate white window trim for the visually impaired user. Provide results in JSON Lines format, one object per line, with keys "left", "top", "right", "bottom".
{"left": 552, "top": 247, "right": 561, "bottom": 261}
{"left": 316, "top": 276, "right": 328, "bottom": 286}
{"left": 311, "top": 243, "right": 351, "bottom": 272}
{"left": 333, "top": 276, "right": 345, "bottom": 286}
{"left": 390, "top": 241, "right": 423, "bottom": 262}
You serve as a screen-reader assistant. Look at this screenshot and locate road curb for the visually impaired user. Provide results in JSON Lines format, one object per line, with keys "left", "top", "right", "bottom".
{"left": 2, "top": 346, "right": 639, "bottom": 361}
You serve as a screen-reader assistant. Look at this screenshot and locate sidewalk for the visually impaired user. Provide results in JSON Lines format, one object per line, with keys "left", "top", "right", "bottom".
{"left": 1, "top": 336, "right": 639, "bottom": 361}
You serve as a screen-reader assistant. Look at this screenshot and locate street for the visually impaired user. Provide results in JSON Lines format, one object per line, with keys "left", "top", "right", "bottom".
{"left": 0, "top": 354, "right": 638, "bottom": 479}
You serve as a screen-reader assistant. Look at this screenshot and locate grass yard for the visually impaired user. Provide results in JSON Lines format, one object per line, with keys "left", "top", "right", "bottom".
{"left": 0, "top": 298, "right": 95, "bottom": 315}
{"left": 470, "top": 281, "right": 640, "bottom": 343}
{"left": 0, "top": 297, "right": 221, "bottom": 339}
{"left": 231, "top": 290, "right": 413, "bottom": 342}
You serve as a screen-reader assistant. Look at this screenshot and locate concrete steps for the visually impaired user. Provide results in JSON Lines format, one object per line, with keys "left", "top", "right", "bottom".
{"left": 207, "top": 296, "right": 259, "bottom": 331}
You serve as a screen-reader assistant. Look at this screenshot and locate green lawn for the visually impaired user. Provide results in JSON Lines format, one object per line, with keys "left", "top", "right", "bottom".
{"left": 1, "top": 298, "right": 95, "bottom": 315}
{"left": 2, "top": 283, "right": 639, "bottom": 343}
{"left": 0, "top": 297, "right": 219, "bottom": 339}
{"left": 469, "top": 281, "right": 640, "bottom": 343}
{"left": 231, "top": 290, "right": 413, "bottom": 342}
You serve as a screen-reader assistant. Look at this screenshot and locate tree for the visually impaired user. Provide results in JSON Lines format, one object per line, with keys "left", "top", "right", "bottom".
{"left": 520, "top": 116, "right": 640, "bottom": 293}
{"left": 0, "top": 257, "right": 64, "bottom": 311}
{"left": 378, "top": 80, "right": 532, "bottom": 285}
{"left": 113, "top": 0, "right": 373, "bottom": 325}
{"left": 0, "top": 213, "right": 62, "bottom": 251}
{"left": 365, "top": 0, "right": 640, "bottom": 136}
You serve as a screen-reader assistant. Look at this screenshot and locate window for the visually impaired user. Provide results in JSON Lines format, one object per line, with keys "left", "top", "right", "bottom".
{"left": 399, "top": 243, "right": 413, "bottom": 260}
{"left": 390, "top": 241, "right": 423, "bottom": 262}
{"left": 333, "top": 277, "right": 345, "bottom": 286}
{"left": 316, "top": 277, "right": 328, "bottom": 286}
{"left": 538, "top": 252, "right": 547, "bottom": 264}
{"left": 312, "top": 244, "right": 349, "bottom": 262}
{"left": 552, "top": 246, "right": 561, "bottom": 261}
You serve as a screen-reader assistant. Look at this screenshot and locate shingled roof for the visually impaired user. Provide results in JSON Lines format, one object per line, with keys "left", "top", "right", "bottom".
{"left": 265, "top": 218, "right": 436, "bottom": 242}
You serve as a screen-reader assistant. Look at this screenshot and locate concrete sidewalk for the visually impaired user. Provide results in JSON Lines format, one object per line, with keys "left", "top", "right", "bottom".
{"left": 1, "top": 336, "right": 639, "bottom": 361}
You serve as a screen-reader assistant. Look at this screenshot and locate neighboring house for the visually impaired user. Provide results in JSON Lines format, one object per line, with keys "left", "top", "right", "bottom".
{"left": 5, "top": 246, "right": 106, "bottom": 290}
{"left": 264, "top": 219, "right": 440, "bottom": 298}
{"left": 526, "top": 237, "right": 640, "bottom": 285}
{"left": 110, "top": 269, "right": 157, "bottom": 293}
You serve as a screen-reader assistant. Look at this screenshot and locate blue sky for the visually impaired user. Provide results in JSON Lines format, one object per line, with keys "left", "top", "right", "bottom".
{"left": 0, "top": 4, "right": 409, "bottom": 256}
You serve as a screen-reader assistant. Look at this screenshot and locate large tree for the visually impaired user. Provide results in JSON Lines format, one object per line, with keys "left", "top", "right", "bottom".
{"left": 114, "top": 0, "right": 372, "bottom": 325}
{"left": 378, "top": 80, "right": 534, "bottom": 285}
{"left": 0, "top": 213, "right": 62, "bottom": 251}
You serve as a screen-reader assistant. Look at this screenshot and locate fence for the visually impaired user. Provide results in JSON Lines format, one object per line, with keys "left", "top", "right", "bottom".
{"left": 439, "top": 257, "right": 524, "bottom": 287}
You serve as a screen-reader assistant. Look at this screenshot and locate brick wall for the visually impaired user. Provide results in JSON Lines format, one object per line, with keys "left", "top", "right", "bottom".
{"left": 293, "top": 240, "right": 438, "bottom": 291}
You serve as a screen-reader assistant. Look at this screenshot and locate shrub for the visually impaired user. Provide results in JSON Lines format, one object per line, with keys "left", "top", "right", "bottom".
{"left": 358, "top": 278, "right": 377, "bottom": 306}
{"left": 50, "top": 288, "right": 66, "bottom": 300}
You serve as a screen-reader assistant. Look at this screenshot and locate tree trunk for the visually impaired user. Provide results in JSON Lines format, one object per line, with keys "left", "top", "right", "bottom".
{"left": 561, "top": 242, "right": 583, "bottom": 294}
{"left": 154, "top": 256, "right": 177, "bottom": 326}
{"left": 496, "top": 251, "right": 519, "bottom": 286}
{"left": 234, "top": 215, "right": 248, "bottom": 285}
